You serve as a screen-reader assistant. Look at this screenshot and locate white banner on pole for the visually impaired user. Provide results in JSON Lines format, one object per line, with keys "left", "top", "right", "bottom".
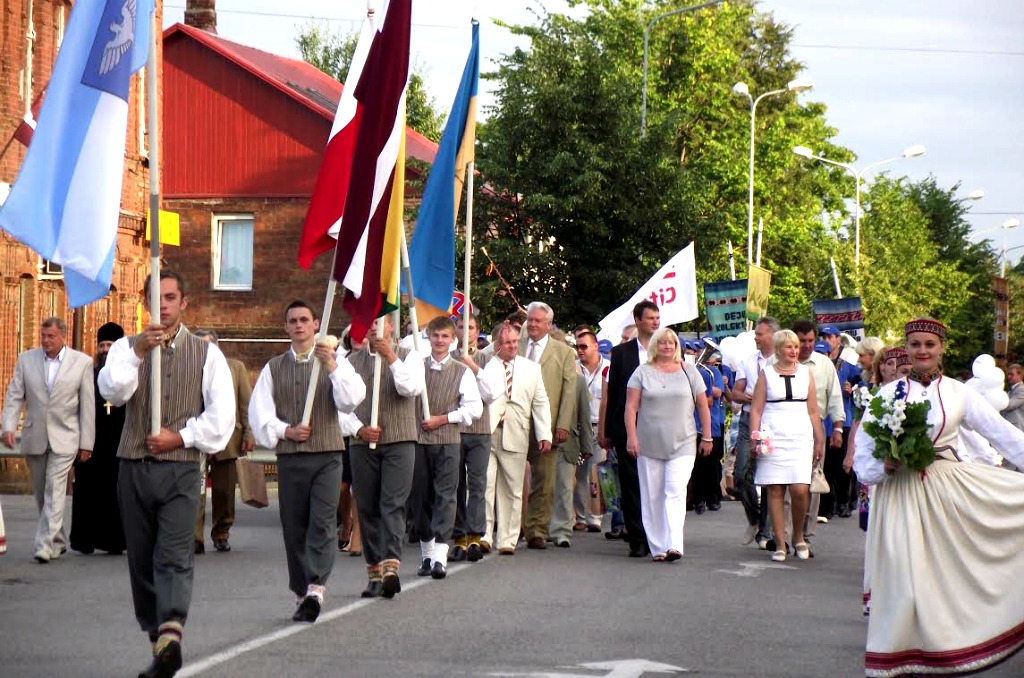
{"left": 598, "top": 242, "right": 698, "bottom": 340}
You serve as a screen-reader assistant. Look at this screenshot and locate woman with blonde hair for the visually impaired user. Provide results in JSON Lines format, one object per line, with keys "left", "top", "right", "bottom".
{"left": 625, "top": 328, "right": 713, "bottom": 562}
{"left": 749, "top": 329, "right": 825, "bottom": 562}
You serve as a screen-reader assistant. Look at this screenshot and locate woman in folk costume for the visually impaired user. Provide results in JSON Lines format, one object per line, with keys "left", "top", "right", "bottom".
{"left": 853, "top": 318, "right": 1024, "bottom": 677}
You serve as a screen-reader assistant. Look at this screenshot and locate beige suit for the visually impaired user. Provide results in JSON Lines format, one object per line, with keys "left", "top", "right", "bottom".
{"left": 3, "top": 346, "right": 95, "bottom": 559}
{"left": 483, "top": 356, "right": 551, "bottom": 550}
{"left": 519, "top": 335, "right": 577, "bottom": 540}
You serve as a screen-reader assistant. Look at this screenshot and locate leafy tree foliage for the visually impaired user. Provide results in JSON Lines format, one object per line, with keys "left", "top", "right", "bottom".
{"left": 295, "top": 21, "right": 446, "bottom": 142}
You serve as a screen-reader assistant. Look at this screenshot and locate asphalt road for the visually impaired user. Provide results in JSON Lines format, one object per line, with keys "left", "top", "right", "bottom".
{"left": 1, "top": 492, "right": 1020, "bottom": 678}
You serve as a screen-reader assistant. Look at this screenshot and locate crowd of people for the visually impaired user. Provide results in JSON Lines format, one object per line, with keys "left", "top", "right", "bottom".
{"left": 3, "top": 270, "right": 1024, "bottom": 678}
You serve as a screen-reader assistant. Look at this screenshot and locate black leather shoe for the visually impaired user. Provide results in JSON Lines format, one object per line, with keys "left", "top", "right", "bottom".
{"left": 466, "top": 543, "right": 483, "bottom": 562}
{"left": 430, "top": 562, "right": 447, "bottom": 579}
{"left": 554, "top": 539, "right": 571, "bottom": 548}
{"left": 449, "top": 545, "right": 467, "bottom": 562}
{"left": 694, "top": 502, "right": 707, "bottom": 515}
{"left": 381, "top": 574, "right": 401, "bottom": 599}
{"left": 628, "top": 543, "right": 649, "bottom": 558}
{"left": 213, "top": 539, "right": 231, "bottom": 553}
{"left": 708, "top": 501, "right": 722, "bottom": 511}
{"left": 417, "top": 558, "right": 432, "bottom": 576}
{"left": 194, "top": 541, "right": 204, "bottom": 555}
{"left": 605, "top": 529, "right": 624, "bottom": 541}
{"left": 361, "top": 580, "right": 383, "bottom": 598}
{"left": 838, "top": 506, "right": 853, "bottom": 518}
{"left": 138, "top": 640, "right": 183, "bottom": 678}
{"left": 292, "top": 595, "right": 321, "bottom": 623}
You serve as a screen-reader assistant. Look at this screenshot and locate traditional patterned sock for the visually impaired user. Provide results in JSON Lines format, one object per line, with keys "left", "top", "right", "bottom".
{"left": 454, "top": 534, "right": 468, "bottom": 549}
{"left": 155, "top": 621, "right": 183, "bottom": 655}
{"left": 419, "top": 539, "right": 435, "bottom": 564}
{"left": 366, "top": 564, "right": 383, "bottom": 583}
{"left": 468, "top": 535, "right": 480, "bottom": 547}
{"left": 381, "top": 558, "right": 400, "bottom": 579}
{"left": 306, "top": 584, "right": 325, "bottom": 604}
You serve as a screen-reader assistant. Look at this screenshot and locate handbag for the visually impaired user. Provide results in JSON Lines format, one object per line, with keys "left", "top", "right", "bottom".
{"left": 236, "top": 458, "right": 269, "bottom": 508}
{"left": 810, "top": 467, "right": 830, "bottom": 494}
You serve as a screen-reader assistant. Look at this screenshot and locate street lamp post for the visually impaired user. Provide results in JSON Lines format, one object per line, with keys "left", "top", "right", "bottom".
{"left": 735, "top": 77, "right": 814, "bottom": 265}
{"left": 640, "top": 0, "right": 724, "bottom": 139}
{"left": 1000, "top": 218, "right": 1021, "bottom": 277}
{"left": 793, "top": 144, "right": 926, "bottom": 267}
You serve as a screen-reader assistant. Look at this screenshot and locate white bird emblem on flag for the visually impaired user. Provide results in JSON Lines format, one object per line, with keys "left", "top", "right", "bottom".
{"left": 98, "top": 0, "right": 136, "bottom": 76}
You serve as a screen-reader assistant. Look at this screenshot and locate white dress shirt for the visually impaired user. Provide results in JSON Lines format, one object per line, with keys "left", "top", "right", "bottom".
{"left": 44, "top": 346, "right": 67, "bottom": 391}
{"left": 735, "top": 349, "right": 771, "bottom": 414}
{"left": 580, "top": 357, "right": 610, "bottom": 425}
{"left": 249, "top": 346, "right": 367, "bottom": 450}
{"left": 426, "top": 353, "right": 483, "bottom": 425}
{"left": 98, "top": 326, "right": 236, "bottom": 455}
{"left": 344, "top": 346, "right": 427, "bottom": 431}
{"left": 636, "top": 337, "right": 649, "bottom": 365}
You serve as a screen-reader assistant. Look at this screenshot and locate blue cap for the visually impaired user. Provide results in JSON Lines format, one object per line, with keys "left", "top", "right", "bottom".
{"left": 597, "top": 339, "right": 613, "bottom": 357}
{"left": 819, "top": 325, "right": 841, "bottom": 336}
{"left": 814, "top": 341, "right": 830, "bottom": 354}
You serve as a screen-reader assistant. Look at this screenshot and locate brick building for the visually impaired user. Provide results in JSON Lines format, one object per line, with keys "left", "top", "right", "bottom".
{"left": 0, "top": 0, "right": 155, "bottom": 393}
{"left": 161, "top": 15, "right": 438, "bottom": 372}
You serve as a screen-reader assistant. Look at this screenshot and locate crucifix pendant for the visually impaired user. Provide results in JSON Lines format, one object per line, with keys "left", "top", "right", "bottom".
{"left": 104, "top": 401, "right": 113, "bottom": 415}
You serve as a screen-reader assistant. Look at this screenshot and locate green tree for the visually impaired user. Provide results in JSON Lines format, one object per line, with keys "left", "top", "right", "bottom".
{"left": 295, "top": 21, "right": 446, "bottom": 142}
{"left": 472, "top": 0, "right": 852, "bottom": 330}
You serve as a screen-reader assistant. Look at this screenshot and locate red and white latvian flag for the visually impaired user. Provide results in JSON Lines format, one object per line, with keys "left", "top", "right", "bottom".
{"left": 296, "top": 8, "right": 378, "bottom": 268}
{"left": 332, "top": 0, "right": 411, "bottom": 342}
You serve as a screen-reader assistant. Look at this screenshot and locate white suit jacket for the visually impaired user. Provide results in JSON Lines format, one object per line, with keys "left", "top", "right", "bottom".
{"left": 484, "top": 355, "right": 552, "bottom": 454}
{"left": 3, "top": 347, "right": 95, "bottom": 456}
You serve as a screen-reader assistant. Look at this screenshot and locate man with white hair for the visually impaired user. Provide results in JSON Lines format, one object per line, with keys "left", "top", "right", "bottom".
{"left": 519, "top": 302, "right": 578, "bottom": 550}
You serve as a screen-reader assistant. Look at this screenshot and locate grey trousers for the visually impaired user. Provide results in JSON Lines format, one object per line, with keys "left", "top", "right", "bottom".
{"left": 548, "top": 456, "right": 579, "bottom": 543}
{"left": 410, "top": 443, "right": 461, "bottom": 544}
{"left": 26, "top": 451, "right": 75, "bottom": 559}
{"left": 574, "top": 453, "right": 599, "bottom": 526}
{"left": 118, "top": 459, "right": 201, "bottom": 635}
{"left": 453, "top": 433, "right": 491, "bottom": 538}
{"left": 277, "top": 452, "right": 342, "bottom": 598}
{"left": 350, "top": 442, "right": 415, "bottom": 565}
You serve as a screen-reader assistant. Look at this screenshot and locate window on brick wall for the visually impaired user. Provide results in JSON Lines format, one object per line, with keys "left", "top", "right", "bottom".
{"left": 212, "top": 215, "right": 254, "bottom": 291}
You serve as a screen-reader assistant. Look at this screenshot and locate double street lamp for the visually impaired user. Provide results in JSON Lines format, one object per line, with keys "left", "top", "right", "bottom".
{"left": 734, "top": 77, "right": 814, "bottom": 265}
{"left": 792, "top": 143, "right": 927, "bottom": 267}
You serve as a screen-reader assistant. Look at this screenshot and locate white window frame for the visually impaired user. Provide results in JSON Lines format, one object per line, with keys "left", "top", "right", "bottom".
{"left": 39, "top": 257, "right": 63, "bottom": 279}
{"left": 211, "top": 214, "right": 255, "bottom": 291}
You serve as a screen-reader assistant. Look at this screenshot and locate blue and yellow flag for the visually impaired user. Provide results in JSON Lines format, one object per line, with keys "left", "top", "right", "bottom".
{"left": 406, "top": 21, "right": 479, "bottom": 322}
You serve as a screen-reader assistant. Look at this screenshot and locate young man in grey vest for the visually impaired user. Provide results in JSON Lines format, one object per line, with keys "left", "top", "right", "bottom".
{"left": 450, "top": 311, "right": 498, "bottom": 562}
{"left": 99, "top": 271, "right": 235, "bottom": 678}
{"left": 249, "top": 300, "right": 366, "bottom": 623}
{"left": 409, "top": 316, "right": 482, "bottom": 580}
{"left": 346, "top": 314, "right": 425, "bottom": 598}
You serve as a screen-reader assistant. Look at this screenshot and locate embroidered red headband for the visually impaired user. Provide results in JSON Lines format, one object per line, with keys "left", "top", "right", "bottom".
{"left": 904, "top": 318, "right": 947, "bottom": 341}
{"left": 884, "top": 347, "right": 911, "bottom": 367}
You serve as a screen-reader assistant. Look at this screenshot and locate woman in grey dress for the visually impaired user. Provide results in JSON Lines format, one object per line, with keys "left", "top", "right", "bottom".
{"left": 625, "top": 328, "right": 713, "bottom": 561}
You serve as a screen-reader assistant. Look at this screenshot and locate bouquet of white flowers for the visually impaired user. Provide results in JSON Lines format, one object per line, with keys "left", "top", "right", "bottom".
{"left": 863, "top": 380, "right": 935, "bottom": 473}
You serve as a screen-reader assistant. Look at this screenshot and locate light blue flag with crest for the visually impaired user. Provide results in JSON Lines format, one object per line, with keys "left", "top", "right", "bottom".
{"left": 0, "top": 0, "right": 152, "bottom": 307}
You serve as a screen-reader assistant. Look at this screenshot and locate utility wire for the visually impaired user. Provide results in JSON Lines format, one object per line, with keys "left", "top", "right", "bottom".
{"left": 164, "top": 5, "right": 1024, "bottom": 56}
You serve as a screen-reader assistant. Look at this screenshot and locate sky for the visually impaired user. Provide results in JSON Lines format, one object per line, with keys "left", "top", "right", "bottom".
{"left": 162, "top": 0, "right": 1024, "bottom": 259}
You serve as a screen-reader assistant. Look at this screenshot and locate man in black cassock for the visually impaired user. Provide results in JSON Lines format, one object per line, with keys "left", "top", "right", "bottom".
{"left": 70, "top": 322, "right": 127, "bottom": 555}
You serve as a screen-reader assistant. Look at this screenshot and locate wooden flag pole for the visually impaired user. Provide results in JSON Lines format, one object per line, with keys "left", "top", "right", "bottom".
{"left": 300, "top": 279, "right": 338, "bottom": 426}
{"left": 368, "top": 318, "right": 385, "bottom": 450}
{"left": 399, "top": 228, "right": 431, "bottom": 419}
{"left": 146, "top": 11, "right": 162, "bottom": 436}
{"left": 462, "top": 160, "right": 475, "bottom": 354}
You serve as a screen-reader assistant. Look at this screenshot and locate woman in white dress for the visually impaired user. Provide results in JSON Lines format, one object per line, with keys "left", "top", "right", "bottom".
{"left": 749, "top": 330, "right": 825, "bottom": 562}
{"left": 854, "top": 318, "right": 1024, "bottom": 677}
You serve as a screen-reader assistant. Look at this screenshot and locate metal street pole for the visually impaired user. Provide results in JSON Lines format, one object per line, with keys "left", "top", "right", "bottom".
{"left": 640, "top": 0, "right": 723, "bottom": 139}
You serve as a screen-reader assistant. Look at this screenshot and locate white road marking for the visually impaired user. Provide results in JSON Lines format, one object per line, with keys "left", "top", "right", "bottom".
{"left": 489, "top": 658, "right": 688, "bottom": 678}
{"left": 716, "top": 561, "right": 798, "bottom": 577}
{"left": 177, "top": 562, "right": 474, "bottom": 677}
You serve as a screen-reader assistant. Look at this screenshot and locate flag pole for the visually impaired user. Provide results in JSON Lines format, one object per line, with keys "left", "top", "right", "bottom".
{"left": 399, "top": 229, "right": 431, "bottom": 419}
{"left": 755, "top": 217, "right": 763, "bottom": 267}
{"left": 146, "top": 10, "right": 162, "bottom": 436}
{"left": 727, "top": 240, "right": 736, "bottom": 281}
{"left": 300, "top": 280, "right": 337, "bottom": 426}
{"left": 830, "top": 257, "right": 843, "bottom": 298}
{"left": 462, "top": 160, "right": 475, "bottom": 354}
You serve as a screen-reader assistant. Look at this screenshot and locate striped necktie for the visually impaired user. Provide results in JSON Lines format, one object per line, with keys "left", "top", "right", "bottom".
{"left": 504, "top": 360, "right": 513, "bottom": 398}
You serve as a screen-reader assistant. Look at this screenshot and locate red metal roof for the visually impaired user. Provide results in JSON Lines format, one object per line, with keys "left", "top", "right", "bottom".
{"left": 162, "top": 23, "right": 437, "bottom": 165}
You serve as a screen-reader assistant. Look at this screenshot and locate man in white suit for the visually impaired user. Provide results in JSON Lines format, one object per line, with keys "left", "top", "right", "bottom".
{"left": 2, "top": 317, "right": 95, "bottom": 562}
{"left": 481, "top": 322, "right": 552, "bottom": 555}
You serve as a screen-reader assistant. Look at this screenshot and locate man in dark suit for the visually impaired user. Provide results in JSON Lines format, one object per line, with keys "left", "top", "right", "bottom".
{"left": 599, "top": 300, "right": 659, "bottom": 557}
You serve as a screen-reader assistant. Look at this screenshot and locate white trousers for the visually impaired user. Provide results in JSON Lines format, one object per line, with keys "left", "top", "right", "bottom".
{"left": 484, "top": 427, "right": 529, "bottom": 551}
{"left": 26, "top": 451, "right": 76, "bottom": 559}
{"left": 638, "top": 454, "right": 696, "bottom": 557}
